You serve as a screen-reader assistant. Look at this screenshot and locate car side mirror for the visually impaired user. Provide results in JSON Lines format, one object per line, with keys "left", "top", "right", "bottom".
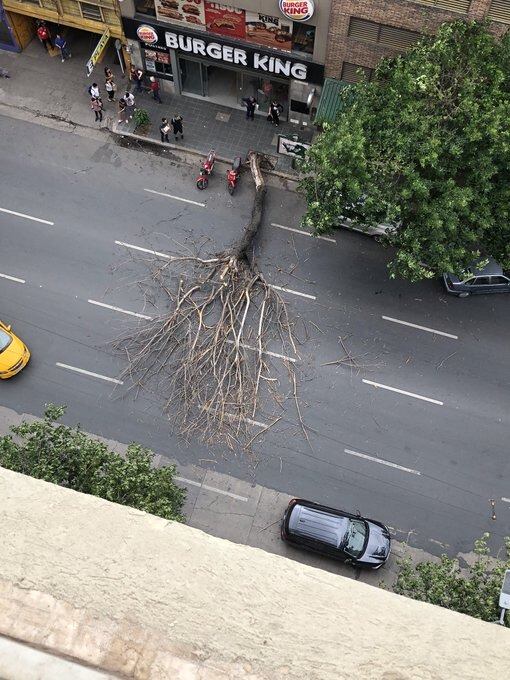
{"left": 355, "top": 509, "right": 361, "bottom": 518}
{"left": 6, "top": 325, "right": 11, "bottom": 332}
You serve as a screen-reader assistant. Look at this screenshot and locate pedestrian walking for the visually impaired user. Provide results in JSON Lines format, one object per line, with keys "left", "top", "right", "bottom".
{"left": 105, "top": 79, "right": 115, "bottom": 102}
{"left": 242, "top": 96, "right": 256, "bottom": 121}
{"left": 160, "top": 117, "right": 170, "bottom": 143}
{"left": 54, "top": 33, "right": 71, "bottom": 62}
{"left": 124, "top": 91, "right": 135, "bottom": 118}
{"left": 171, "top": 114, "right": 184, "bottom": 140}
{"left": 131, "top": 66, "right": 144, "bottom": 94}
{"left": 88, "top": 82, "right": 100, "bottom": 99}
{"left": 90, "top": 96, "right": 103, "bottom": 123}
{"left": 117, "top": 98, "right": 127, "bottom": 124}
{"left": 269, "top": 101, "right": 283, "bottom": 127}
{"left": 150, "top": 76, "right": 162, "bottom": 103}
{"left": 37, "top": 22, "right": 53, "bottom": 52}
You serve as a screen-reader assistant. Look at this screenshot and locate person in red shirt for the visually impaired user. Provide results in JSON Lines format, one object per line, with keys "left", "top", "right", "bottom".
{"left": 37, "top": 22, "right": 53, "bottom": 52}
{"left": 149, "top": 76, "right": 162, "bottom": 104}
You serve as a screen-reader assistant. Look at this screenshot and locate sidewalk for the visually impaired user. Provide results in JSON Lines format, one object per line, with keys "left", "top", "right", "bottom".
{"left": 0, "top": 31, "right": 310, "bottom": 173}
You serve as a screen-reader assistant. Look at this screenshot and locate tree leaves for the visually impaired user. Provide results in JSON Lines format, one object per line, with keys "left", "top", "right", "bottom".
{"left": 0, "top": 405, "right": 186, "bottom": 521}
{"left": 300, "top": 21, "right": 510, "bottom": 281}
{"left": 394, "top": 534, "right": 510, "bottom": 624}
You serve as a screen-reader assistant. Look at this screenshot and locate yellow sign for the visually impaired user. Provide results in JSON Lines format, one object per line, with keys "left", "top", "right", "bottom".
{"left": 86, "top": 28, "right": 110, "bottom": 76}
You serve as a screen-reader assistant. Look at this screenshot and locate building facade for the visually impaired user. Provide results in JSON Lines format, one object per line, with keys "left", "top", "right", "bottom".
{"left": 325, "top": 0, "right": 510, "bottom": 82}
{"left": 0, "top": 0, "right": 124, "bottom": 52}
{"left": 121, "top": 1, "right": 331, "bottom": 123}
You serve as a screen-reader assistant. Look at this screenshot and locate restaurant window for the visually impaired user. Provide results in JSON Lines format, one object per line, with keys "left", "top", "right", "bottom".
{"left": 292, "top": 22, "right": 315, "bottom": 55}
{"left": 341, "top": 62, "right": 373, "bottom": 83}
{"left": 135, "top": 0, "right": 156, "bottom": 18}
{"left": 143, "top": 48, "right": 173, "bottom": 79}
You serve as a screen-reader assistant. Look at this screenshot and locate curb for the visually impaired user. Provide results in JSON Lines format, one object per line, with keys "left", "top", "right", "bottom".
{"left": 111, "top": 124, "right": 299, "bottom": 184}
{"left": 0, "top": 100, "right": 299, "bottom": 185}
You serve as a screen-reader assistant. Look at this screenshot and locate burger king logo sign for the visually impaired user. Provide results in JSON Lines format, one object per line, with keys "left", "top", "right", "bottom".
{"left": 279, "top": 0, "right": 314, "bottom": 22}
{"left": 137, "top": 24, "right": 158, "bottom": 45}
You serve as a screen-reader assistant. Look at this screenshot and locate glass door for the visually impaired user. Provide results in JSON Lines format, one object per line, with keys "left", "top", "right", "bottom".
{"left": 180, "top": 57, "right": 207, "bottom": 96}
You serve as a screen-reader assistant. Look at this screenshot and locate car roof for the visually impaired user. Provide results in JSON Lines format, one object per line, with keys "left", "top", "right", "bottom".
{"left": 288, "top": 503, "right": 349, "bottom": 548}
{"left": 471, "top": 257, "right": 503, "bottom": 277}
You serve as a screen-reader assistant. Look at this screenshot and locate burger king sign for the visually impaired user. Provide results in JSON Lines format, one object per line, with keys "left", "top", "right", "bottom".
{"left": 136, "top": 24, "right": 158, "bottom": 45}
{"left": 279, "top": 0, "right": 314, "bottom": 22}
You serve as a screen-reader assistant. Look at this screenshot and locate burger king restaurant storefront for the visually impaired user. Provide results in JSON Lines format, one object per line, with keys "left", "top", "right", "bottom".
{"left": 121, "top": 1, "right": 326, "bottom": 123}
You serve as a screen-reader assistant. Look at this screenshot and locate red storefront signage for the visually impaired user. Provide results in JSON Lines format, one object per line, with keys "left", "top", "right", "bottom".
{"left": 205, "top": 3, "right": 246, "bottom": 40}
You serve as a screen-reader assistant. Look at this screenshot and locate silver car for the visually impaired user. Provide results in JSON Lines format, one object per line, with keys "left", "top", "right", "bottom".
{"left": 443, "top": 258, "right": 510, "bottom": 297}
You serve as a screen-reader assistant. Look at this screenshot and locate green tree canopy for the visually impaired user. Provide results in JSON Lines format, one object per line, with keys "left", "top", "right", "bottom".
{"left": 300, "top": 21, "right": 510, "bottom": 281}
{"left": 0, "top": 404, "right": 185, "bottom": 521}
{"left": 394, "top": 534, "right": 510, "bottom": 624}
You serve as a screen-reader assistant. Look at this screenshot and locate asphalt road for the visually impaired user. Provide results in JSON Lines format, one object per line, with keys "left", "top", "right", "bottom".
{"left": 1, "top": 113, "right": 509, "bottom": 558}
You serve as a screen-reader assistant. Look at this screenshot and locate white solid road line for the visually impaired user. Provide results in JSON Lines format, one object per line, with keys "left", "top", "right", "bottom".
{"left": 362, "top": 379, "right": 444, "bottom": 406}
{"left": 115, "top": 240, "right": 173, "bottom": 260}
{"left": 382, "top": 315, "right": 458, "bottom": 340}
{"left": 0, "top": 272, "right": 26, "bottom": 284}
{"left": 175, "top": 476, "right": 249, "bottom": 502}
{"left": 88, "top": 299, "right": 153, "bottom": 320}
{"left": 344, "top": 448, "right": 422, "bottom": 475}
{"left": 271, "top": 222, "right": 337, "bottom": 244}
{"left": 225, "top": 338, "right": 296, "bottom": 363}
{"left": 502, "top": 497, "right": 510, "bottom": 504}
{"left": 144, "top": 188, "right": 206, "bottom": 208}
{"left": 0, "top": 207, "right": 54, "bottom": 225}
{"left": 56, "top": 363, "right": 123, "bottom": 385}
{"left": 270, "top": 284, "right": 316, "bottom": 301}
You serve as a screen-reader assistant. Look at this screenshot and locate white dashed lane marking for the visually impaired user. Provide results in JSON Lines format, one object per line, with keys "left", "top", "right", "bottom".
{"left": 88, "top": 299, "right": 153, "bottom": 320}
{"left": 56, "top": 363, "right": 123, "bottom": 385}
{"left": 271, "top": 222, "right": 337, "bottom": 244}
{"left": 269, "top": 284, "right": 316, "bottom": 301}
{"left": 0, "top": 273, "right": 25, "bottom": 284}
{"left": 144, "top": 188, "right": 206, "bottom": 207}
{"left": 0, "top": 207, "right": 54, "bottom": 225}
{"left": 382, "top": 315, "right": 458, "bottom": 340}
{"left": 362, "top": 379, "right": 444, "bottom": 406}
{"left": 344, "top": 448, "right": 421, "bottom": 476}
{"left": 115, "top": 240, "right": 173, "bottom": 260}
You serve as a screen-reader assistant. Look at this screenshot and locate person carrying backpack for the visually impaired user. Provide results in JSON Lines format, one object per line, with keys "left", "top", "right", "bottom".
{"left": 37, "top": 22, "right": 53, "bottom": 52}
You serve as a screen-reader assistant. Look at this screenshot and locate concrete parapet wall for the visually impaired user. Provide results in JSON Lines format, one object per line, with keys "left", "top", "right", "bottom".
{"left": 0, "top": 466, "right": 508, "bottom": 679}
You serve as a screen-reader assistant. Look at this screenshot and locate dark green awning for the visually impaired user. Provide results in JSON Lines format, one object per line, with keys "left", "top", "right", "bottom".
{"left": 314, "top": 78, "right": 353, "bottom": 125}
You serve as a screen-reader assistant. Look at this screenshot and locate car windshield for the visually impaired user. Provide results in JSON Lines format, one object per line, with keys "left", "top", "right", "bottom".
{"left": 343, "top": 519, "right": 367, "bottom": 558}
{"left": 0, "top": 329, "right": 12, "bottom": 353}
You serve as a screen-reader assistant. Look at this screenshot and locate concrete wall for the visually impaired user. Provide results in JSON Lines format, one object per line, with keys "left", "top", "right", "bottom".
{"left": 0, "top": 466, "right": 509, "bottom": 680}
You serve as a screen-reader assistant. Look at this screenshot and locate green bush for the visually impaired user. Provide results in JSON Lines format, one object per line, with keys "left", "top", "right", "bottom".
{"left": 0, "top": 404, "right": 185, "bottom": 521}
{"left": 133, "top": 108, "right": 150, "bottom": 128}
{"left": 394, "top": 534, "right": 510, "bottom": 624}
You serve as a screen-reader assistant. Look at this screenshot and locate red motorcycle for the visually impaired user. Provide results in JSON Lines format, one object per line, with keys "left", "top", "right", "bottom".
{"left": 196, "top": 149, "right": 216, "bottom": 190}
{"left": 227, "top": 156, "right": 242, "bottom": 195}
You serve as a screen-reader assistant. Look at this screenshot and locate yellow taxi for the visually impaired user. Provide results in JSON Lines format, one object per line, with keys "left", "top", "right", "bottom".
{"left": 0, "top": 320, "right": 30, "bottom": 379}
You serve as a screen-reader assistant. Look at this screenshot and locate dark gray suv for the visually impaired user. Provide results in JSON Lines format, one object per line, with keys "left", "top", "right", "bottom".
{"left": 443, "top": 258, "right": 510, "bottom": 297}
{"left": 281, "top": 498, "right": 391, "bottom": 569}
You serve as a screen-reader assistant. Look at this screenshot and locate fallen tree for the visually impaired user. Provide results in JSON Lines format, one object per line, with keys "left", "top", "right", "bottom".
{"left": 115, "top": 153, "right": 299, "bottom": 448}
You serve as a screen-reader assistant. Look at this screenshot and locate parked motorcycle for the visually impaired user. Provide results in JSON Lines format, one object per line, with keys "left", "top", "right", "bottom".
{"left": 196, "top": 150, "right": 216, "bottom": 190}
{"left": 227, "top": 156, "right": 242, "bottom": 195}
